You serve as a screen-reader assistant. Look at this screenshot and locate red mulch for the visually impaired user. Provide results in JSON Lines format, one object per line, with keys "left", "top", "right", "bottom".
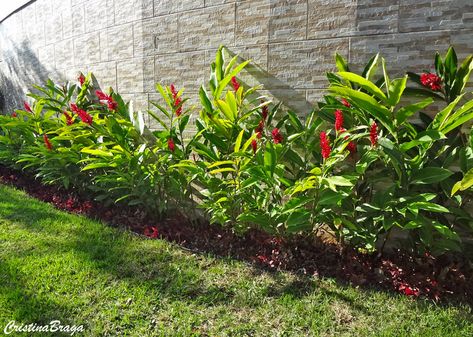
{"left": 0, "top": 165, "right": 472, "bottom": 305}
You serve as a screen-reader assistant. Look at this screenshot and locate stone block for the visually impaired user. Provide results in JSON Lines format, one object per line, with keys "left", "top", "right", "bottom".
{"left": 178, "top": 4, "right": 235, "bottom": 52}
{"left": 133, "top": 15, "right": 178, "bottom": 56}
{"left": 100, "top": 23, "right": 134, "bottom": 61}
{"left": 399, "top": 0, "right": 473, "bottom": 32}
{"left": 154, "top": 0, "right": 204, "bottom": 16}
{"left": 268, "top": 38, "right": 349, "bottom": 89}
{"left": 269, "top": 0, "right": 307, "bottom": 42}
{"left": 88, "top": 61, "right": 117, "bottom": 90}
{"left": 155, "top": 51, "right": 207, "bottom": 92}
{"left": 236, "top": 0, "right": 270, "bottom": 46}
{"left": 74, "top": 33, "right": 101, "bottom": 65}
{"left": 55, "top": 38, "right": 74, "bottom": 69}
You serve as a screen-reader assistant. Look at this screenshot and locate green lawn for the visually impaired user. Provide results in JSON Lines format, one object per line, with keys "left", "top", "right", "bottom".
{"left": 0, "top": 185, "right": 471, "bottom": 336}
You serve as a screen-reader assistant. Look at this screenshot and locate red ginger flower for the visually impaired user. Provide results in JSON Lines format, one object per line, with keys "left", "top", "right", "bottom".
{"left": 231, "top": 76, "right": 240, "bottom": 92}
{"left": 347, "top": 140, "right": 356, "bottom": 153}
{"left": 271, "top": 128, "right": 283, "bottom": 144}
{"left": 170, "top": 84, "right": 182, "bottom": 116}
{"left": 11, "top": 112, "right": 17, "bottom": 117}
{"left": 167, "top": 138, "right": 175, "bottom": 152}
{"left": 341, "top": 98, "right": 351, "bottom": 108}
{"left": 251, "top": 139, "right": 257, "bottom": 154}
{"left": 370, "top": 122, "right": 378, "bottom": 146}
{"left": 63, "top": 111, "right": 73, "bottom": 125}
{"left": 43, "top": 134, "right": 53, "bottom": 150}
{"left": 261, "top": 101, "right": 269, "bottom": 120}
{"left": 24, "top": 102, "right": 32, "bottom": 113}
{"left": 78, "top": 74, "right": 85, "bottom": 86}
{"left": 420, "top": 73, "right": 442, "bottom": 91}
{"left": 70, "top": 103, "right": 93, "bottom": 125}
{"left": 144, "top": 226, "right": 159, "bottom": 238}
{"left": 255, "top": 119, "right": 265, "bottom": 134}
{"left": 95, "top": 90, "right": 117, "bottom": 111}
{"left": 334, "top": 109, "right": 344, "bottom": 131}
{"left": 320, "top": 131, "right": 331, "bottom": 159}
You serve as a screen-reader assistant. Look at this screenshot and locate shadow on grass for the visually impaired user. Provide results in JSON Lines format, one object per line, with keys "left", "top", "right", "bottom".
{"left": 0, "top": 184, "right": 471, "bottom": 329}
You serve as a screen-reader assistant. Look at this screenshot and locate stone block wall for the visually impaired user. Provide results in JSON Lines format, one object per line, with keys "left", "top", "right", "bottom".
{"left": 1, "top": 0, "right": 473, "bottom": 127}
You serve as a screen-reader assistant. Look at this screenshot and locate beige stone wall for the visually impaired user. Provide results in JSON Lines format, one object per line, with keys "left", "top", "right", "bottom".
{"left": 1, "top": 0, "right": 473, "bottom": 125}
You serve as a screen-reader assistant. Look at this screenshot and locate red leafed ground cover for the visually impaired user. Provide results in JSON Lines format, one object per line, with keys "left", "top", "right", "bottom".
{"left": 1, "top": 165, "right": 471, "bottom": 305}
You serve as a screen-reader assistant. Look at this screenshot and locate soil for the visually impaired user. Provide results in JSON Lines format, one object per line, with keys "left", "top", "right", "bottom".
{"left": 0, "top": 165, "right": 471, "bottom": 305}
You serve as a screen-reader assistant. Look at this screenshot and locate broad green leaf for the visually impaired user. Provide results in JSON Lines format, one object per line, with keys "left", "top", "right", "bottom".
{"left": 81, "top": 148, "right": 113, "bottom": 157}
{"left": 387, "top": 75, "right": 408, "bottom": 106}
{"left": 226, "top": 90, "right": 238, "bottom": 120}
{"left": 429, "top": 94, "right": 463, "bottom": 131}
{"left": 335, "top": 53, "right": 349, "bottom": 72}
{"left": 286, "top": 210, "right": 312, "bottom": 233}
{"left": 411, "top": 167, "right": 453, "bottom": 185}
{"left": 209, "top": 167, "right": 236, "bottom": 175}
{"left": 337, "top": 72, "right": 388, "bottom": 102}
{"left": 215, "top": 60, "right": 250, "bottom": 99}
{"left": 199, "top": 86, "right": 213, "bottom": 114}
{"left": 362, "top": 53, "right": 379, "bottom": 80}
{"left": 451, "top": 167, "right": 473, "bottom": 195}
{"left": 399, "top": 130, "right": 445, "bottom": 152}
{"left": 409, "top": 201, "right": 449, "bottom": 213}
{"left": 234, "top": 129, "right": 244, "bottom": 153}
{"left": 396, "top": 98, "right": 434, "bottom": 125}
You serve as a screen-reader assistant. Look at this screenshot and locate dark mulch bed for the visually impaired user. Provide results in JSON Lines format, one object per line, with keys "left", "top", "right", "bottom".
{"left": 1, "top": 165, "right": 472, "bottom": 305}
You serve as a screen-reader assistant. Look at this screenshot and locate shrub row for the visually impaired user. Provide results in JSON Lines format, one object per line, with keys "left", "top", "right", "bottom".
{"left": 1, "top": 46, "right": 473, "bottom": 257}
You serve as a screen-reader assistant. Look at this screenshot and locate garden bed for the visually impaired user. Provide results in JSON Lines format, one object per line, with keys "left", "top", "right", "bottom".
{"left": 1, "top": 164, "right": 471, "bottom": 305}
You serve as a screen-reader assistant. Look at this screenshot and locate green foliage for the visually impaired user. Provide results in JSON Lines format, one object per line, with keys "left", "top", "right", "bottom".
{"left": 1, "top": 46, "right": 472, "bottom": 258}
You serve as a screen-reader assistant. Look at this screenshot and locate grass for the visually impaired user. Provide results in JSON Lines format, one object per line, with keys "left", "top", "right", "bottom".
{"left": 0, "top": 185, "right": 471, "bottom": 336}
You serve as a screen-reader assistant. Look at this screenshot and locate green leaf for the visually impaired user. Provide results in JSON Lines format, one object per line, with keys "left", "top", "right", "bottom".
{"left": 396, "top": 98, "right": 434, "bottom": 125}
{"left": 451, "top": 167, "right": 473, "bottom": 195}
{"left": 411, "top": 167, "right": 453, "bottom": 185}
{"left": 264, "top": 142, "right": 276, "bottom": 177}
{"left": 199, "top": 86, "right": 213, "bottom": 115}
{"left": 399, "top": 130, "right": 446, "bottom": 152}
{"left": 81, "top": 148, "right": 113, "bottom": 157}
{"left": 234, "top": 129, "right": 244, "bottom": 153}
{"left": 429, "top": 94, "right": 463, "bottom": 131}
{"left": 387, "top": 75, "right": 408, "bottom": 106}
{"left": 410, "top": 202, "right": 449, "bottom": 213}
{"left": 329, "top": 85, "right": 395, "bottom": 135}
{"left": 337, "top": 72, "right": 388, "bottom": 102}
{"left": 286, "top": 210, "right": 312, "bottom": 233}
{"left": 451, "top": 55, "right": 473, "bottom": 99}
{"left": 209, "top": 167, "right": 236, "bottom": 175}
{"left": 335, "top": 53, "right": 349, "bottom": 72}
{"left": 362, "top": 53, "right": 379, "bottom": 80}
{"left": 215, "top": 60, "right": 250, "bottom": 99}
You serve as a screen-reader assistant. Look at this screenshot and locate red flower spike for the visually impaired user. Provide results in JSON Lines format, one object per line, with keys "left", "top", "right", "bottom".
{"left": 231, "top": 76, "right": 240, "bottom": 92}
{"left": 320, "top": 131, "right": 331, "bottom": 159}
{"left": 251, "top": 139, "right": 257, "bottom": 154}
{"left": 256, "top": 131, "right": 262, "bottom": 139}
{"left": 70, "top": 103, "right": 93, "bottom": 125}
{"left": 144, "top": 226, "right": 159, "bottom": 238}
{"left": 170, "top": 84, "right": 183, "bottom": 116}
{"left": 341, "top": 98, "right": 351, "bottom": 108}
{"left": 420, "top": 73, "right": 442, "bottom": 91}
{"left": 261, "top": 101, "right": 269, "bottom": 120}
{"left": 255, "top": 120, "right": 265, "bottom": 134}
{"left": 24, "top": 102, "right": 32, "bottom": 113}
{"left": 63, "top": 111, "right": 73, "bottom": 125}
{"left": 370, "top": 122, "right": 378, "bottom": 146}
{"left": 271, "top": 128, "right": 283, "bottom": 144}
{"left": 78, "top": 74, "right": 85, "bottom": 86}
{"left": 95, "top": 90, "right": 109, "bottom": 101}
{"left": 43, "top": 134, "right": 53, "bottom": 151}
{"left": 170, "top": 84, "right": 178, "bottom": 97}
{"left": 347, "top": 140, "right": 357, "bottom": 153}
{"left": 334, "top": 109, "right": 344, "bottom": 131}
{"left": 168, "top": 138, "right": 175, "bottom": 152}
{"left": 11, "top": 112, "right": 17, "bottom": 118}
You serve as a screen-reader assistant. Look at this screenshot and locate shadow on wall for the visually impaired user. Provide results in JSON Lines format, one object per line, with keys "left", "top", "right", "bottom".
{"left": 0, "top": 39, "right": 60, "bottom": 114}
{"left": 225, "top": 49, "right": 315, "bottom": 117}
